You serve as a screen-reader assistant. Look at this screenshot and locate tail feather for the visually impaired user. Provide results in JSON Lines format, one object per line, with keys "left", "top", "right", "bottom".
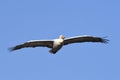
{"left": 49, "top": 50, "right": 57, "bottom": 54}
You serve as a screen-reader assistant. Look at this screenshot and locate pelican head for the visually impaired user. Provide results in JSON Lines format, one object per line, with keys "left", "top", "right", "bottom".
{"left": 59, "top": 35, "right": 65, "bottom": 39}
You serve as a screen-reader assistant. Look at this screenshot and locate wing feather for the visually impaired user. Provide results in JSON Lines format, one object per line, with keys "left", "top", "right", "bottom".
{"left": 10, "top": 40, "right": 53, "bottom": 51}
{"left": 64, "top": 36, "right": 108, "bottom": 45}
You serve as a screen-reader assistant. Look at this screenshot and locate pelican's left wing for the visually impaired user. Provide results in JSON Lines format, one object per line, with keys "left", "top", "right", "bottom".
{"left": 10, "top": 40, "right": 53, "bottom": 51}
{"left": 64, "top": 36, "right": 108, "bottom": 45}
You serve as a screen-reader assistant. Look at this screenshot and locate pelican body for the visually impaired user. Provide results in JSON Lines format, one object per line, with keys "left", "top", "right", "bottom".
{"left": 10, "top": 35, "right": 108, "bottom": 54}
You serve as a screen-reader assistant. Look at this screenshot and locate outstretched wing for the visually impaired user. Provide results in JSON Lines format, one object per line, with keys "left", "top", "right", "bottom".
{"left": 9, "top": 40, "right": 53, "bottom": 51}
{"left": 64, "top": 36, "right": 108, "bottom": 45}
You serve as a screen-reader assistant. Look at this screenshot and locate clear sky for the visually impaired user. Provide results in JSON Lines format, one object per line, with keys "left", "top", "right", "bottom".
{"left": 0, "top": 0, "right": 120, "bottom": 80}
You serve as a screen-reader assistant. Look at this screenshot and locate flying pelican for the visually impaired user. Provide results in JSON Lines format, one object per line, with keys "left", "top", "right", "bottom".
{"left": 9, "top": 35, "right": 108, "bottom": 54}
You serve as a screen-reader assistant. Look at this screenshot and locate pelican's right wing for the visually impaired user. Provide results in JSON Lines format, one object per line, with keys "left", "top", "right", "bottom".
{"left": 10, "top": 40, "right": 53, "bottom": 51}
{"left": 64, "top": 35, "right": 108, "bottom": 45}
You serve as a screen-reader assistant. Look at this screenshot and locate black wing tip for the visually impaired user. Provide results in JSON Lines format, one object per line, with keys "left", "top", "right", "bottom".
{"left": 8, "top": 46, "right": 21, "bottom": 52}
{"left": 101, "top": 38, "right": 109, "bottom": 44}
{"left": 8, "top": 47, "right": 14, "bottom": 52}
{"left": 8, "top": 47, "right": 16, "bottom": 52}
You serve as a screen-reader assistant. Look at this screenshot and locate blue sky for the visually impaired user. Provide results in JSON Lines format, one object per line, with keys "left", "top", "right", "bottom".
{"left": 0, "top": 0, "right": 120, "bottom": 80}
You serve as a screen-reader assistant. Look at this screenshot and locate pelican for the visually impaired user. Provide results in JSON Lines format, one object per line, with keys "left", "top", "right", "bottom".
{"left": 9, "top": 35, "right": 108, "bottom": 54}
